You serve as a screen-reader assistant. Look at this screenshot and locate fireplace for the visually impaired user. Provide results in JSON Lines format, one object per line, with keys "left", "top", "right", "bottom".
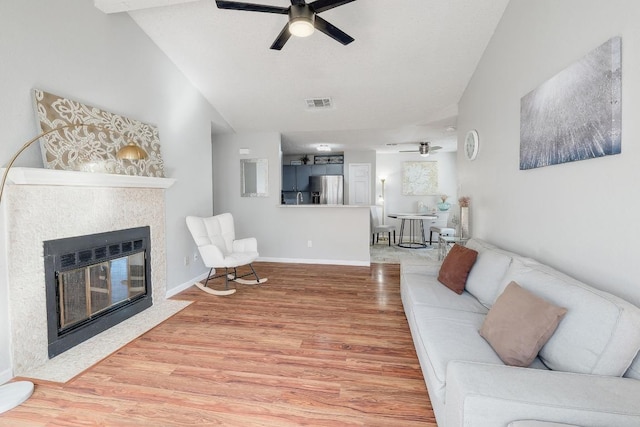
{"left": 4, "top": 169, "right": 174, "bottom": 378}
{"left": 44, "top": 227, "right": 152, "bottom": 358}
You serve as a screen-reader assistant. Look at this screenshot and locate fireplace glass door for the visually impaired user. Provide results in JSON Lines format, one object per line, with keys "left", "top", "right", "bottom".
{"left": 58, "top": 251, "right": 146, "bottom": 331}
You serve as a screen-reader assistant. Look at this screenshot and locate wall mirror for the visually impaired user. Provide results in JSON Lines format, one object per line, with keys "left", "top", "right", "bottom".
{"left": 241, "top": 158, "right": 269, "bottom": 197}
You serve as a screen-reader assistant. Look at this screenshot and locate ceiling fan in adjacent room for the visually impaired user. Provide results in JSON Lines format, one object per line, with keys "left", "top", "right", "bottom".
{"left": 387, "top": 142, "right": 443, "bottom": 157}
{"left": 215, "top": 0, "right": 357, "bottom": 50}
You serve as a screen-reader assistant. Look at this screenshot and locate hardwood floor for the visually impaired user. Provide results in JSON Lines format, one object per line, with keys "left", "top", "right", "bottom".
{"left": 1, "top": 262, "right": 436, "bottom": 426}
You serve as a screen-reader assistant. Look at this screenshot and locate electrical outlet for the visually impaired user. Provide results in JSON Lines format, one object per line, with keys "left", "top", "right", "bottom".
{"left": 307, "top": 240, "right": 312, "bottom": 248}
{"left": 183, "top": 256, "right": 189, "bottom": 266}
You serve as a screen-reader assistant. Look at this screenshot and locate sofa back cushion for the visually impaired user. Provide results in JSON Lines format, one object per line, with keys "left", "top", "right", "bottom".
{"left": 502, "top": 260, "right": 640, "bottom": 376}
{"left": 624, "top": 352, "right": 640, "bottom": 380}
{"left": 465, "top": 249, "right": 512, "bottom": 308}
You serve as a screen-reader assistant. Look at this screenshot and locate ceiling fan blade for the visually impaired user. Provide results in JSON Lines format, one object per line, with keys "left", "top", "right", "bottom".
{"left": 310, "top": 0, "right": 356, "bottom": 13}
{"left": 215, "top": 0, "right": 288, "bottom": 14}
{"left": 314, "top": 15, "right": 354, "bottom": 45}
{"left": 431, "top": 146, "right": 443, "bottom": 151}
{"left": 270, "top": 24, "right": 292, "bottom": 50}
{"left": 399, "top": 150, "right": 418, "bottom": 153}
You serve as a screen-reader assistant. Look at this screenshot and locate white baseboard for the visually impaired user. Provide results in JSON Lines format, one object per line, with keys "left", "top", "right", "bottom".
{"left": 257, "top": 257, "right": 370, "bottom": 267}
{"left": 0, "top": 367, "right": 13, "bottom": 384}
{"left": 165, "top": 271, "right": 210, "bottom": 298}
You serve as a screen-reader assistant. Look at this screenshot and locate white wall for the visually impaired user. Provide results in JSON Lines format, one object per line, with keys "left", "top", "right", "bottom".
{"left": 210, "top": 132, "right": 370, "bottom": 265}
{"left": 457, "top": 0, "right": 640, "bottom": 306}
{"left": 376, "top": 151, "right": 458, "bottom": 230}
{"left": 0, "top": 1, "right": 227, "bottom": 381}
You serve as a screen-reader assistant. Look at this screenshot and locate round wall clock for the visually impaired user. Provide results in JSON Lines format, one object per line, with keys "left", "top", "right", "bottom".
{"left": 464, "top": 130, "right": 479, "bottom": 161}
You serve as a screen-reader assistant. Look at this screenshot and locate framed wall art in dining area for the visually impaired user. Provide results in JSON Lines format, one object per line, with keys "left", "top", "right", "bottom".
{"left": 401, "top": 161, "right": 438, "bottom": 196}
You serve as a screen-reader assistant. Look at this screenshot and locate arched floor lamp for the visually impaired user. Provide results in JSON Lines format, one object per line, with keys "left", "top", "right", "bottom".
{"left": 0, "top": 123, "right": 147, "bottom": 414}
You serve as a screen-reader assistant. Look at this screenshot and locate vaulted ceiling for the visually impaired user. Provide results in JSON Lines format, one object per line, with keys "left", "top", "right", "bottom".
{"left": 94, "top": 0, "right": 509, "bottom": 154}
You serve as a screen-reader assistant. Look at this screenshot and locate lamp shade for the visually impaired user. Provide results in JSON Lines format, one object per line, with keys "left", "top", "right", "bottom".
{"left": 116, "top": 142, "right": 148, "bottom": 160}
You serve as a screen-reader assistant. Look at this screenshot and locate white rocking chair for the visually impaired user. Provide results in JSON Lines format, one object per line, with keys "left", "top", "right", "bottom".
{"left": 186, "top": 213, "right": 264, "bottom": 295}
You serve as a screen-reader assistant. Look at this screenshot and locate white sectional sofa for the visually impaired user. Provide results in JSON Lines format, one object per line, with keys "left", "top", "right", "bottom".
{"left": 401, "top": 238, "right": 640, "bottom": 427}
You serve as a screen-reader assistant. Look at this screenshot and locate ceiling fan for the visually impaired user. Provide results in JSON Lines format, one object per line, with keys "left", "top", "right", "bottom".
{"left": 215, "top": 0, "right": 356, "bottom": 50}
{"left": 387, "top": 142, "right": 443, "bottom": 157}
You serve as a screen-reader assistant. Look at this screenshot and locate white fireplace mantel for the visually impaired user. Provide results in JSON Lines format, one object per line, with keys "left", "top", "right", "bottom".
{"left": 3, "top": 167, "right": 177, "bottom": 379}
{"left": 2, "top": 167, "right": 176, "bottom": 189}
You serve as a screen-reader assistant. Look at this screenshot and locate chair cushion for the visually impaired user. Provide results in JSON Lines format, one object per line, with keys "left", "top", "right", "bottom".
{"left": 221, "top": 251, "right": 258, "bottom": 268}
{"left": 437, "top": 244, "right": 478, "bottom": 294}
{"left": 479, "top": 282, "right": 567, "bottom": 367}
{"left": 430, "top": 226, "right": 455, "bottom": 235}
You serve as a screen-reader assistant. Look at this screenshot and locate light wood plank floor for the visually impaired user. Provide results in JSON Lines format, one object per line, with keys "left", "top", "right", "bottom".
{"left": 1, "top": 262, "right": 436, "bottom": 426}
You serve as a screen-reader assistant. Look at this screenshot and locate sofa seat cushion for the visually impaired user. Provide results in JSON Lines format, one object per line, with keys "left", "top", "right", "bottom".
{"left": 508, "top": 422, "right": 582, "bottom": 427}
{"left": 502, "top": 260, "right": 640, "bottom": 376}
{"left": 410, "top": 306, "right": 548, "bottom": 403}
{"left": 401, "top": 272, "right": 489, "bottom": 314}
{"left": 400, "top": 259, "right": 442, "bottom": 276}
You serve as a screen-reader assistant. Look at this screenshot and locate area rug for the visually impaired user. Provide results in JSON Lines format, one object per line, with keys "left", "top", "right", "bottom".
{"left": 370, "top": 242, "right": 439, "bottom": 264}
{"left": 20, "top": 299, "right": 192, "bottom": 383}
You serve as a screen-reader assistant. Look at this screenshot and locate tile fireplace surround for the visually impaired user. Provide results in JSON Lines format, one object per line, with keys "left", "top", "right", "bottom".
{"left": 1, "top": 167, "right": 178, "bottom": 380}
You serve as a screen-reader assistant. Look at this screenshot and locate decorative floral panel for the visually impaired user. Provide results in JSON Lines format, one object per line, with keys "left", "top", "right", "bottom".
{"left": 402, "top": 161, "right": 438, "bottom": 196}
{"left": 33, "top": 89, "right": 165, "bottom": 177}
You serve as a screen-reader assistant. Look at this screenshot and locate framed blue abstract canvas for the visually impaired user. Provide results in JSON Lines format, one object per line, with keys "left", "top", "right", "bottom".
{"left": 520, "top": 37, "right": 621, "bottom": 170}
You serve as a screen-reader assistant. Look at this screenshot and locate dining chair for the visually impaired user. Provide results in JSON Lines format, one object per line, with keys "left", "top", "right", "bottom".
{"left": 429, "top": 209, "right": 456, "bottom": 245}
{"left": 370, "top": 205, "right": 396, "bottom": 246}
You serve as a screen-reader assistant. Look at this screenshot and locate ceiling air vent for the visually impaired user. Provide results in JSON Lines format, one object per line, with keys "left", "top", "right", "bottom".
{"left": 305, "top": 98, "right": 333, "bottom": 110}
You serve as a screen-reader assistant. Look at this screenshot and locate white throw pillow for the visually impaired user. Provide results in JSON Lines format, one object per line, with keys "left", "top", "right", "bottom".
{"left": 466, "top": 249, "right": 512, "bottom": 308}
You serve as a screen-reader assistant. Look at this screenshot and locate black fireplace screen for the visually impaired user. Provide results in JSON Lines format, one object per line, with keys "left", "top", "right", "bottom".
{"left": 44, "top": 227, "right": 152, "bottom": 358}
{"left": 57, "top": 252, "right": 146, "bottom": 331}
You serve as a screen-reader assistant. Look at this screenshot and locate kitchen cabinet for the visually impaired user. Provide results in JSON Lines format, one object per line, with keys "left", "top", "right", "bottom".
{"left": 311, "top": 164, "right": 343, "bottom": 175}
{"left": 326, "top": 164, "right": 343, "bottom": 175}
{"left": 282, "top": 165, "right": 312, "bottom": 192}
{"left": 296, "top": 165, "right": 312, "bottom": 192}
{"left": 282, "top": 163, "right": 343, "bottom": 201}
{"left": 282, "top": 165, "right": 297, "bottom": 191}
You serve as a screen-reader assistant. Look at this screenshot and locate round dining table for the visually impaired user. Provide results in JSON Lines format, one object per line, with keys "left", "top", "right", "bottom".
{"left": 387, "top": 213, "right": 437, "bottom": 249}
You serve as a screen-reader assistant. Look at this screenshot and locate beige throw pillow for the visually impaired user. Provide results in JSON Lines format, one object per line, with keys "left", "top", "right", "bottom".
{"left": 479, "top": 281, "right": 567, "bottom": 367}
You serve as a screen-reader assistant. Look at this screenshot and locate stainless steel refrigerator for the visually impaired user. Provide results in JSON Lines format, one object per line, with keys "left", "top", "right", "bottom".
{"left": 309, "top": 175, "right": 344, "bottom": 205}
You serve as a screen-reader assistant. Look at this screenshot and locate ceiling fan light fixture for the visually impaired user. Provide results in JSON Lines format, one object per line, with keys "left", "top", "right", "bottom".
{"left": 289, "top": 5, "right": 315, "bottom": 37}
{"left": 419, "top": 143, "right": 430, "bottom": 156}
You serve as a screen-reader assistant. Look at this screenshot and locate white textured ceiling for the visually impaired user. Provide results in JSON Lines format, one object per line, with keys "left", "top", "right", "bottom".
{"left": 95, "top": 0, "right": 509, "bottom": 154}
